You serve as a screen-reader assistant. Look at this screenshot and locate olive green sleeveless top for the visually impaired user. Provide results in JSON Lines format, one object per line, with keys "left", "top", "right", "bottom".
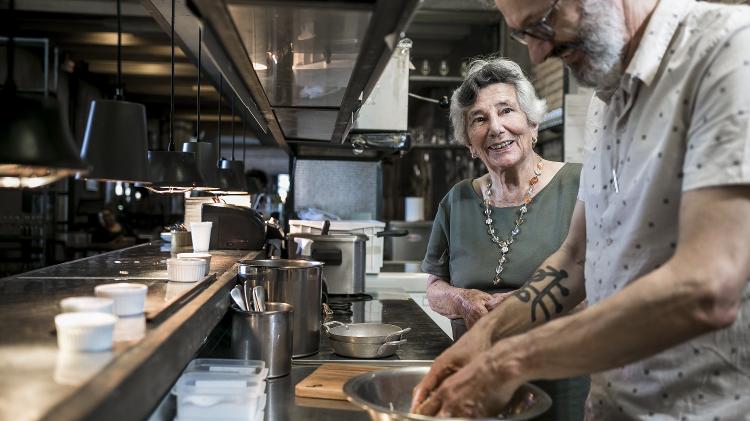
{"left": 421, "top": 163, "right": 582, "bottom": 292}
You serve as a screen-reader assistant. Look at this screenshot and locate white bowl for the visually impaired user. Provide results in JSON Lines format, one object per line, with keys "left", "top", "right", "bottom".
{"left": 60, "top": 296, "right": 114, "bottom": 314}
{"left": 176, "top": 252, "right": 212, "bottom": 276}
{"left": 167, "top": 257, "right": 206, "bottom": 283}
{"left": 55, "top": 312, "right": 118, "bottom": 352}
{"left": 94, "top": 283, "right": 148, "bottom": 316}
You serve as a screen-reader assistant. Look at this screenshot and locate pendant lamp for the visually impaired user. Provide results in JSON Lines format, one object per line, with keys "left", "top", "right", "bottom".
{"left": 182, "top": 28, "right": 219, "bottom": 191}
{"left": 147, "top": 0, "right": 203, "bottom": 193}
{"left": 215, "top": 94, "right": 248, "bottom": 195}
{"left": 0, "top": 0, "right": 87, "bottom": 188}
{"left": 79, "top": 0, "right": 149, "bottom": 184}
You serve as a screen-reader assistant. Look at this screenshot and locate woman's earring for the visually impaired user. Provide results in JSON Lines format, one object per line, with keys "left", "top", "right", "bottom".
{"left": 471, "top": 152, "right": 478, "bottom": 159}
{"left": 532, "top": 137, "right": 538, "bottom": 147}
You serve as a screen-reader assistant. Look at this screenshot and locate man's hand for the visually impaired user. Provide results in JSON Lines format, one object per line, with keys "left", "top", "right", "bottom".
{"left": 454, "top": 288, "right": 492, "bottom": 328}
{"left": 413, "top": 338, "right": 527, "bottom": 417}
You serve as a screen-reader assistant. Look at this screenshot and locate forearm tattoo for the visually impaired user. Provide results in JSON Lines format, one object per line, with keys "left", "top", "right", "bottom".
{"left": 513, "top": 265, "right": 570, "bottom": 322}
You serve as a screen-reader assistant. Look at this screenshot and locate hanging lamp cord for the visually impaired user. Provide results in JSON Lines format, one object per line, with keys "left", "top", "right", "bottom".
{"left": 115, "top": 0, "right": 122, "bottom": 99}
{"left": 4, "top": 0, "right": 16, "bottom": 91}
{"left": 242, "top": 119, "right": 246, "bottom": 161}
{"left": 196, "top": 28, "right": 201, "bottom": 141}
{"left": 231, "top": 97, "right": 235, "bottom": 160}
{"left": 168, "top": 0, "right": 175, "bottom": 151}
{"left": 218, "top": 75, "right": 222, "bottom": 155}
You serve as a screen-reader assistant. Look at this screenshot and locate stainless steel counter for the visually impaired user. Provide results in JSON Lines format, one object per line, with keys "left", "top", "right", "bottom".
{"left": 0, "top": 242, "right": 257, "bottom": 421}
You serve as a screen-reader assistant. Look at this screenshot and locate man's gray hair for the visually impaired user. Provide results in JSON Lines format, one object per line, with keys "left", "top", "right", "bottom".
{"left": 450, "top": 57, "right": 546, "bottom": 146}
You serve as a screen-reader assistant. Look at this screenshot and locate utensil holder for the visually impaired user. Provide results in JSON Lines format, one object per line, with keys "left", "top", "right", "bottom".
{"left": 231, "top": 302, "right": 294, "bottom": 378}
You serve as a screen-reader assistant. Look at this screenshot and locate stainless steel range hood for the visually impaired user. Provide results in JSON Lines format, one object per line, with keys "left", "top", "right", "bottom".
{"left": 144, "top": 0, "right": 421, "bottom": 157}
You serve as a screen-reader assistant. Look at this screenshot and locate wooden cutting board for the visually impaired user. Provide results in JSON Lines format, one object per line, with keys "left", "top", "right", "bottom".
{"left": 295, "top": 363, "right": 383, "bottom": 400}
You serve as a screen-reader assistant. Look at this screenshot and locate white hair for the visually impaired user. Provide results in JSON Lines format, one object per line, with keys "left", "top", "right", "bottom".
{"left": 449, "top": 57, "right": 546, "bottom": 146}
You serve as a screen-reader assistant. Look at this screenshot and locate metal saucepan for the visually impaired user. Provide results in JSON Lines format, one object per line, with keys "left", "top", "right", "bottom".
{"left": 329, "top": 337, "right": 407, "bottom": 358}
{"left": 322, "top": 321, "right": 411, "bottom": 344}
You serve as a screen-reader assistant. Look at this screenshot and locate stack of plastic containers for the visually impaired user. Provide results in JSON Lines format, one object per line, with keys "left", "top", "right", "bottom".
{"left": 173, "top": 359, "right": 268, "bottom": 421}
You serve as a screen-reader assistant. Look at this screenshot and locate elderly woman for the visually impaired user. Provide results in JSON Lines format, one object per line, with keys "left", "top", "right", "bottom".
{"left": 421, "top": 57, "right": 587, "bottom": 421}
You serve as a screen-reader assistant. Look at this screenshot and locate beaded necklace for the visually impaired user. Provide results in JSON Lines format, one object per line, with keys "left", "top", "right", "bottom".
{"left": 482, "top": 159, "right": 543, "bottom": 286}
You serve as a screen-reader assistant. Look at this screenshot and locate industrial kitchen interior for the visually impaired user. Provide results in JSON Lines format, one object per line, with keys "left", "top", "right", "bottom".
{"left": 2, "top": 0, "right": 748, "bottom": 420}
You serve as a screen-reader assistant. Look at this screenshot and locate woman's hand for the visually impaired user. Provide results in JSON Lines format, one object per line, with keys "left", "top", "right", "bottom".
{"left": 485, "top": 291, "right": 515, "bottom": 312}
{"left": 453, "top": 288, "right": 493, "bottom": 328}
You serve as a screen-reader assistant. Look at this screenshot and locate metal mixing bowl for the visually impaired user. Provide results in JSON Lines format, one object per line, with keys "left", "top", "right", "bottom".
{"left": 343, "top": 366, "right": 551, "bottom": 421}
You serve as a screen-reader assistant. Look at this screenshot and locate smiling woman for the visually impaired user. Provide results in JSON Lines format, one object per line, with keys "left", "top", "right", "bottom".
{"left": 420, "top": 56, "right": 586, "bottom": 421}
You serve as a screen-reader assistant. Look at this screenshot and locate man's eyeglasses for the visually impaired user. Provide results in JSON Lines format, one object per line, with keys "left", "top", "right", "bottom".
{"left": 509, "top": 0, "right": 560, "bottom": 45}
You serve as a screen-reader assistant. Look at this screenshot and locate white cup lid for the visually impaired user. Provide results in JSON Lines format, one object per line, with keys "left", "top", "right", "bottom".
{"left": 94, "top": 282, "right": 148, "bottom": 296}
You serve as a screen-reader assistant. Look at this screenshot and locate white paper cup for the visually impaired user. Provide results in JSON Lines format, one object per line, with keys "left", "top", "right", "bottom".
{"left": 60, "top": 296, "right": 114, "bottom": 314}
{"left": 176, "top": 252, "right": 212, "bottom": 276}
{"left": 190, "top": 222, "right": 213, "bottom": 252}
{"left": 94, "top": 283, "right": 148, "bottom": 316}
{"left": 55, "top": 312, "right": 117, "bottom": 352}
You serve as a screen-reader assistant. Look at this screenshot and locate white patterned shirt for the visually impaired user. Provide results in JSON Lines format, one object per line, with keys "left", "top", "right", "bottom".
{"left": 579, "top": 0, "right": 750, "bottom": 419}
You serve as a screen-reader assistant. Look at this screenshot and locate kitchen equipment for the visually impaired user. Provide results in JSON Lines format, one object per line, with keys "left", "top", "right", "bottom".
{"left": 231, "top": 302, "right": 294, "bottom": 378}
{"left": 170, "top": 230, "right": 192, "bottom": 253}
{"left": 60, "top": 296, "right": 114, "bottom": 314}
{"left": 176, "top": 252, "right": 212, "bottom": 275}
{"left": 94, "top": 283, "right": 148, "bottom": 316}
{"left": 230, "top": 286, "right": 247, "bottom": 311}
{"left": 174, "top": 372, "right": 266, "bottom": 420}
{"left": 184, "top": 359, "right": 267, "bottom": 379}
{"left": 385, "top": 220, "right": 433, "bottom": 261}
{"left": 322, "top": 321, "right": 410, "bottom": 358}
{"left": 238, "top": 259, "right": 323, "bottom": 357}
{"left": 189, "top": 221, "right": 213, "bottom": 252}
{"left": 167, "top": 257, "right": 206, "bottom": 282}
{"left": 295, "top": 363, "right": 382, "bottom": 400}
{"left": 252, "top": 285, "right": 266, "bottom": 312}
{"left": 289, "top": 220, "right": 386, "bottom": 273}
{"left": 202, "top": 203, "right": 266, "bottom": 250}
{"left": 344, "top": 366, "right": 552, "bottom": 421}
{"left": 55, "top": 311, "right": 117, "bottom": 352}
{"left": 288, "top": 232, "right": 367, "bottom": 295}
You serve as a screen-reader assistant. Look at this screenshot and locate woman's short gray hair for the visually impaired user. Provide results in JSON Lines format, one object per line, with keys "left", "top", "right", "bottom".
{"left": 450, "top": 57, "right": 547, "bottom": 146}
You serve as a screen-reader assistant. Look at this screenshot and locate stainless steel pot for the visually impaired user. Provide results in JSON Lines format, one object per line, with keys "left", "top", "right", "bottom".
{"left": 344, "top": 366, "right": 552, "bottom": 421}
{"left": 238, "top": 259, "right": 323, "bottom": 357}
{"left": 323, "top": 321, "right": 410, "bottom": 358}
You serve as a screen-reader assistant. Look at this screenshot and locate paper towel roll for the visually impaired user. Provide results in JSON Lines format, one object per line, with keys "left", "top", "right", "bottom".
{"left": 405, "top": 197, "right": 424, "bottom": 221}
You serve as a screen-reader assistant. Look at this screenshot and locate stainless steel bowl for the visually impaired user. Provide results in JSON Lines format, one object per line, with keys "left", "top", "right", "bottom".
{"left": 343, "top": 366, "right": 552, "bottom": 421}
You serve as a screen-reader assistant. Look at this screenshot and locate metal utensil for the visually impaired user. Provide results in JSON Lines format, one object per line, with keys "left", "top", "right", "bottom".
{"left": 242, "top": 280, "right": 252, "bottom": 313}
{"left": 230, "top": 286, "right": 247, "bottom": 311}
{"left": 252, "top": 285, "right": 266, "bottom": 312}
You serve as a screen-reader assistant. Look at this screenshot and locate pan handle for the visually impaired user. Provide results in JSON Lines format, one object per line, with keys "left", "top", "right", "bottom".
{"left": 376, "top": 229, "right": 408, "bottom": 238}
{"left": 322, "top": 320, "right": 345, "bottom": 335}
{"left": 377, "top": 339, "right": 407, "bottom": 356}
{"left": 384, "top": 327, "right": 412, "bottom": 342}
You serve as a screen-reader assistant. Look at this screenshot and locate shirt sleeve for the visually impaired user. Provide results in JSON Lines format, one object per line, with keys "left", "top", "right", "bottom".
{"left": 683, "top": 25, "right": 750, "bottom": 191}
{"left": 421, "top": 199, "right": 451, "bottom": 278}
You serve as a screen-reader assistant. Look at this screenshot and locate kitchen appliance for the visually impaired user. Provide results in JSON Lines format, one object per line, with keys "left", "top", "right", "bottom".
{"left": 344, "top": 366, "right": 553, "bottom": 421}
{"left": 288, "top": 233, "right": 367, "bottom": 295}
{"left": 201, "top": 203, "right": 265, "bottom": 250}
{"left": 289, "top": 220, "right": 386, "bottom": 273}
{"left": 322, "top": 321, "right": 410, "bottom": 359}
{"left": 237, "top": 259, "right": 323, "bottom": 357}
{"left": 385, "top": 220, "right": 433, "bottom": 262}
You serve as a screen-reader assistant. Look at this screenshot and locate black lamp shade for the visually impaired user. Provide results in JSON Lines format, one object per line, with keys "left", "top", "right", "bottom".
{"left": 0, "top": 91, "right": 87, "bottom": 188}
{"left": 215, "top": 159, "right": 247, "bottom": 195}
{"left": 147, "top": 150, "right": 204, "bottom": 189}
{"left": 80, "top": 99, "right": 150, "bottom": 183}
{"left": 182, "top": 141, "right": 219, "bottom": 190}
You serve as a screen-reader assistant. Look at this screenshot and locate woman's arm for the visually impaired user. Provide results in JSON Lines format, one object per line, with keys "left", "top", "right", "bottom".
{"left": 426, "top": 274, "right": 493, "bottom": 328}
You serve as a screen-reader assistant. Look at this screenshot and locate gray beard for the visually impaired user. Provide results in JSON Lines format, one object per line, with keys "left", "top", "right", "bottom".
{"left": 568, "top": 0, "right": 627, "bottom": 93}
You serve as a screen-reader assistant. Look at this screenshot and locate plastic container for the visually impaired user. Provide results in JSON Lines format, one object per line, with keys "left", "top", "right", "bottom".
{"left": 55, "top": 311, "right": 117, "bottom": 352}
{"left": 176, "top": 252, "right": 212, "bottom": 276}
{"left": 60, "top": 296, "right": 114, "bottom": 314}
{"left": 174, "top": 372, "right": 266, "bottom": 420}
{"left": 184, "top": 359, "right": 267, "bottom": 380}
{"left": 167, "top": 257, "right": 206, "bottom": 282}
{"left": 94, "top": 283, "right": 148, "bottom": 316}
{"left": 289, "top": 220, "right": 386, "bottom": 273}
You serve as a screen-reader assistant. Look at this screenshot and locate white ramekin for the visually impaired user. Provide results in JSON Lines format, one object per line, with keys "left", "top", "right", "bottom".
{"left": 55, "top": 311, "right": 118, "bottom": 352}
{"left": 94, "top": 283, "right": 148, "bottom": 316}
{"left": 60, "top": 296, "right": 114, "bottom": 314}
{"left": 167, "top": 257, "right": 206, "bottom": 283}
{"left": 176, "top": 252, "right": 212, "bottom": 276}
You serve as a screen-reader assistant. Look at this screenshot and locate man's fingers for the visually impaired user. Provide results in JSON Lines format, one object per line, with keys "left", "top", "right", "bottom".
{"left": 410, "top": 363, "right": 452, "bottom": 411}
{"left": 415, "top": 394, "right": 441, "bottom": 415}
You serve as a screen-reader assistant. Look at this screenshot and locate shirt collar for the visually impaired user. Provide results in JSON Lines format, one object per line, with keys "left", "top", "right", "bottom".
{"left": 625, "top": 0, "right": 694, "bottom": 87}
{"left": 594, "top": 0, "right": 693, "bottom": 101}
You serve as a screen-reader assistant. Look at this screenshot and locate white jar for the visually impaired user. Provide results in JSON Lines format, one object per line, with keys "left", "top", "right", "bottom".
{"left": 94, "top": 283, "right": 148, "bottom": 316}
{"left": 55, "top": 312, "right": 117, "bottom": 352}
